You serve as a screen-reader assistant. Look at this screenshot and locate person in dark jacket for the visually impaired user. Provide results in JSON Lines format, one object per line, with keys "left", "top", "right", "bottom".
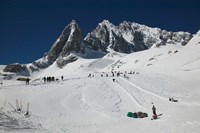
{"left": 26, "top": 78, "right": 30, "bottom": 85}
{"left": 152, "top": 105, "right": 157, "bottom": 115}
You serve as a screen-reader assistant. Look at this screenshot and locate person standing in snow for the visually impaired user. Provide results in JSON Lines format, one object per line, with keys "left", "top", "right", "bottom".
{"left": 26, "top": 78, "right": 30, "bottom": 85}
{"left": 43, "top": 77, "right": 46, "bottom": 83}
{"left": 152, "top": 105, "right": 157, "bottom": 115}
{"left": 0, "top": 82, "right": 3, "bottom": 89}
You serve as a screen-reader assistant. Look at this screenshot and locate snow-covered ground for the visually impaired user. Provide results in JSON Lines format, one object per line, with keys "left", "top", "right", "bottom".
{"left": 0, "top": 33, "right": 200, "bottom": 133}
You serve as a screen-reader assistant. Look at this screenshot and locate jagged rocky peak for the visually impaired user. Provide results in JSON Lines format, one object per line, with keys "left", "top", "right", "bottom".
{"left": 119, "top": 21, "right": 193, "bottom": 47}
{"left": 31, "top": 20, "right": 81, "bottom": 69}
{"left": 47, "top": 20, "right": 82, "bottom": 63}
{"left": 98, "top": 20, "right": 115, "bottom": 29}
{"left": 119, "top": 21, "right": 133, "bottom": 32}
{"left": 84, "top": 20, "right": 115, "bottom": 52}
{"left": 69, "top": 20, "right": 78, "bottom": 28}
{"left": 169, "top": 31, "right": 192, "bottom": 45}
{"left": 85, "top": 20, "right": 193, "bottom": 54}
{"left": 30, "top": 20, "right": 83, "bottom": 69}
{"left": 94, "top": 20, "right": 121, "bottom": 37}
{"left": 84, "top": 20, "right": 149, "bottom": 53}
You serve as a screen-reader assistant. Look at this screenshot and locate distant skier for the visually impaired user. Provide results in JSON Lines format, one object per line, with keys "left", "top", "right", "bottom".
{"left": 61, "top": 75, "right": 64, "bottom": 81}
{"left": 169, "top": 97, "right": 178, "bottom": 102}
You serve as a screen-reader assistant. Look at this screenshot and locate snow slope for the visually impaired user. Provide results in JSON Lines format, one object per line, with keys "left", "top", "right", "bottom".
{"left": 0, "top": 34, "right": 200, "bottom": 133}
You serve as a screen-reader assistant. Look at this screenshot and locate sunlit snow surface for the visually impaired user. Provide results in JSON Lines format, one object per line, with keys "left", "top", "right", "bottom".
{"left": 0, "top": 33, "right": 200, "bottom": 133}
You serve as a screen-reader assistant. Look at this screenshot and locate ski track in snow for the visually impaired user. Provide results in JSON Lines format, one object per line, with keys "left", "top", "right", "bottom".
{"left": 116, "top": 77, "right": 156, "bottom": 109}
{"left": 119, "top": 76, "right": 200, "bottom": 108}
{"left": 115, "top": 79, "right": 143, "bottom": 108}
{"left": 120, "top": 77, "right": 168, "bottom": 101}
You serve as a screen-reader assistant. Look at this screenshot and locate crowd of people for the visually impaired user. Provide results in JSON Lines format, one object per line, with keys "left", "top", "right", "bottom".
{"left": 42, "top": 75, "right": 64, "bottom": 83}
{"left": 25, "top": 75, "right": 64, "bottom": 85}
{"left": 88, "top": 70, "right": 138, "bottom": 78}
{"left": 87, "top": 70, "right": 139, "bottom": 82}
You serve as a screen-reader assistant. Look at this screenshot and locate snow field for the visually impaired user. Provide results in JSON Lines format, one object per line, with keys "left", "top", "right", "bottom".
{"left": 1, "top": 34, "right": 200, "bottom": 133}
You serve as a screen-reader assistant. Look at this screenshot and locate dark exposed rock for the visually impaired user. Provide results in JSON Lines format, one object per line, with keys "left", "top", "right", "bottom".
{"left": 32, "top": 60, "right": 50, "bottom": 69}
{"left": 47, "top": 20, "right": 82, "bottom": 65}
{"left": 132, "top": 31, "right": 147, "bottom": 51}
{"left": 84, "top": 33, "right": 104, "bottom": 51}
{"left": 56, "top": 54, "right": 78, "bottom": 68}
{"left": 29, "top": 65, "right": 39, "bottom": 72}
{"left": 109, "top": 31, "right": 133, "bottom": 53}
{"left": 3, "top": 64, "right": 30, "bottom": 76}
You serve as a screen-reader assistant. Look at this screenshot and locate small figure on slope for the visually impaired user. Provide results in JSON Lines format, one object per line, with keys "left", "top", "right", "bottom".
{"left": 26, "top": 78, "right": 30, "bottom": 85}
{"left": 152, "top": 105, "right": 156, "bottom": 115}
{"left": 152, "top": 105, "right": 158, "bottom": 120}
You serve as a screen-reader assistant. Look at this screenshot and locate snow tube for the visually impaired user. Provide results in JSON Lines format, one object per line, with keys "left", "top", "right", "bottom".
{"left": 137, "top": 112, "right": 143, "bottom": 118}
{"left": 132, "top": 112, "right": 138, "bottom": 118}
{"left": 127, "top": 112, "right": 148, "bottom": 118}
{"left": 143, "top": 113, "right": 148, "bottom": 117}
{"left": 127, "top": 112, "right": 133, "bottom": 117}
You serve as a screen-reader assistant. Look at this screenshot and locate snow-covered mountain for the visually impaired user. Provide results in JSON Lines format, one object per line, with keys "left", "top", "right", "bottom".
{"left": 0, "top": 28, "right": 200, "bottom": 133}
{"left": 32, "top": 20, "right": 193, "bottom": 69}
{"left": 2, "top": 20, "right": 195, "bottom": 74}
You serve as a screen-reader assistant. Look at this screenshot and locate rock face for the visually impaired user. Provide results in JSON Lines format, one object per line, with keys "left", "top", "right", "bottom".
{"left": 56, "top": 54, "right": 78, "bottom": 68}
{"left": 3, "top": 64, "right": 30, "bottom": 76}
{"left": 84, "top": 20, "right": 193, "bottom": 53}
{"left": 47, "top": 20, "right": 82, "bottom": 64}
{"left": 32, "top": 20, "right": 83, "bottom": 69}
{"left": 47, "top": 20, "right": 82, "bottom": 63}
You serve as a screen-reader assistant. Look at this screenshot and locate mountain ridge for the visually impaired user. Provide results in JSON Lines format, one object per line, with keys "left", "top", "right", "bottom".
{"left": 3, "top": 20, "right": 196, "bottom": 75}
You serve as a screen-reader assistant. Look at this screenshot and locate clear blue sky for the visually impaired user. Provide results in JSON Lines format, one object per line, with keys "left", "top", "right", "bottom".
{"left": 0, "top": 0, "right": 199, "bottom": 64}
